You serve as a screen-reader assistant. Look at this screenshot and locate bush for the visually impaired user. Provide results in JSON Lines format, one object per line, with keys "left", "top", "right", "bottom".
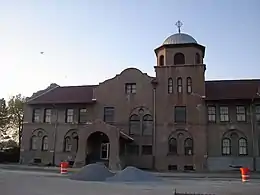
{"left": 0, "top": 146, "right": 20, "bottom": 163}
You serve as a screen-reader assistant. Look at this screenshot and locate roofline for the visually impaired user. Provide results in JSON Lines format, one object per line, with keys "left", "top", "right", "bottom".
{"left": 26, "top": 85, "right": 60, "bottom": 103}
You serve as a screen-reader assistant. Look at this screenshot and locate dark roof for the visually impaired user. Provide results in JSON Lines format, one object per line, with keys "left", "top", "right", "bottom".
{"left": 27, "top": 79, "right": 260, "bottom": 105}
{"left": 27, "top": 85, "right": 96, "bottom": 104}
{"left": 205, "top": 79, "right": 260, "bottom": 101}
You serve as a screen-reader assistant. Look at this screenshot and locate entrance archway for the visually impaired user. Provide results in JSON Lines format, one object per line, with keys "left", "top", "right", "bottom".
{"left": 86, "top": 131, "right": 110, "bottom": 166}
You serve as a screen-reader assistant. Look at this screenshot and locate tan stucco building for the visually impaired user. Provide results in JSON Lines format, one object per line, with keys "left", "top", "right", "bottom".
{"left": 20, "top": 28, "right": 260, "bottom": 172}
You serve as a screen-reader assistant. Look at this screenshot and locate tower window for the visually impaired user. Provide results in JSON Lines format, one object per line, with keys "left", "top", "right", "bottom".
{"left": 195, "top": 53, "right": 201, "bottom": 64}
{"left": 177, "top": 77, "right": 182, "bottom": 93}
{"left": 186, "top": 77, "right": 192, "bottom": 93}
{"left": 159, "top": 55, "right": 164, "bottom": 66}
{"left": 174, "top": 53, "right": 185, "bottom": 65}
{"left": 168, "top": 78, "right": 173, "bottom": 94}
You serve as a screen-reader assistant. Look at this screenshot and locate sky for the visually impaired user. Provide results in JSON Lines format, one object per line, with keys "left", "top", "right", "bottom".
{"left": 0, "top": 0, "right": 260, "bottom": 100}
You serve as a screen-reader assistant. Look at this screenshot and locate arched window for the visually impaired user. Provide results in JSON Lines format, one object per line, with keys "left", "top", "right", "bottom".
{"left": 177, "top": 77, "right": 182, "bottom": 93}
{"left": 42, "top": 136, "right": 48, "bottom": 151}
{"left": 222, "top": 138, "right": 231, "bottom": 155}
{"left": 239, "top": 138, "right": 247, "bottom": 155}
{"left": 159, "top": 55, "right": 164, "bottom": 66}
{"left": 168, "top": 138, "right": 177, "bottom": 154}
{"left": 186, "top": 77, "right": 192, "bottom": 94}
{"left": 142, "top": 114, "right": 153, "bottom": 136}
{"left": 129, "top": 114, "right": 140, "bottom": 135}
{"left": 168, "top": 78, "right": 173, "bottom": 94}
{"left": 195, "top": 53, "right": 201, "bottom": 64}
{"left": 31, "top": 136, "right": 37, "bottom": 150}
{"left": 184, "top": 138, "right": 193, "bottom": 155}
{"left": 174, "top": 53, "right": 185, "bottom": 65}
{"left": 64, "top": 137, "right": 72, "bottom": 152}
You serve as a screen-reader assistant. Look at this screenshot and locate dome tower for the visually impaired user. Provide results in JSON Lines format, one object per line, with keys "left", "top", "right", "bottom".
{"left": 153, "top": 21, "right": 207, "bottom": 171}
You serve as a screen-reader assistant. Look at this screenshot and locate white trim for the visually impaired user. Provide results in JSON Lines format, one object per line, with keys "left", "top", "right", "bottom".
{"left": 26, "top": 85, "right": 60, "bottom": 103}
{"left": 120, "top": 131, "right": 134, "bottom": 141}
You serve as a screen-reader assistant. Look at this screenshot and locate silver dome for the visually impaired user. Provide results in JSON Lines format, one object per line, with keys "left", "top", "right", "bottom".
{"left": 163, "top": 33, "right": 197, "bottom": 45}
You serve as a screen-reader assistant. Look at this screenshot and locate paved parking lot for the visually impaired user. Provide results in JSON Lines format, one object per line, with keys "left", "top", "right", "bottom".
{"left": 0, "top": 168, "right": 259, "bottom": 195}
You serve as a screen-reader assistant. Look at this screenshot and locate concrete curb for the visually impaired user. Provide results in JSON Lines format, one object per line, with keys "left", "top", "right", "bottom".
{"left": 1, "top": 164, "right": 260, "bottom": 179}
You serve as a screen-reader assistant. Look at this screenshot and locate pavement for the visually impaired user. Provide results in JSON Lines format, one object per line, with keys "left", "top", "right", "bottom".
{"left": 1, "top": 168, "right": 259, "bottom": 195}
{"left": 1, "top": 163, "right": 260, "bottom": 179}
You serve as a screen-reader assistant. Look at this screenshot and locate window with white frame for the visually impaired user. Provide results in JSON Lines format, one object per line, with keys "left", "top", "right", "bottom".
{"left": 168, "top": 78, "right": 173, "bottom": 94}
{"left": 239, "top": 138, "right": 247, "bottom": 155}
{"left": 125, "top": 83, "right": 136, "bottom": 94}
{"left": 44, "top": 109, "right": 52, "bottom": 123}
{"left": 207, "top": 106, "right": 216, "bottom": 122}
{"left": 79, "top": 108, "right": 87, "bottom": 123}
{"left": 220, "top": 106, "right": 229, "bottom": 122}
{"left": 33, "top": 109, "right": 40, "bottom": 123}
{"left": 222, "top": 138, "right": 231, "bottom": 155}
{"left": 186, "top": 77, "right": 192, "bottom": 94}
{"left": 256, "top": 105, "right": 260, "bottom": 122}
{"left": 42, "top": 136, "right": 48, "bottom": 151}
{"left": 177, "top": 77, "right": 182, "bottom": 93}
{"left": 66, "top": 109, "right": 74, "bottom": 123}
{"left": 100, "top": 143, "right": 110, "bottom": 160}
{"left": 31, "top": 136, "right": 37, "bottom": 150}
{"left": 236, "top": 106, "right": 246, "bottom": 122}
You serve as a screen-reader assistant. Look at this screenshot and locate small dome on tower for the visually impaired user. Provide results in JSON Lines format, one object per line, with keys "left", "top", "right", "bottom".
{"left": 163, "top": 33, "right": 197, "bottom": 45}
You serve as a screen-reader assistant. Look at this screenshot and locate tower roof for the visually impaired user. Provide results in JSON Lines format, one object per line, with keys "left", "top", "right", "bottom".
{"left": 163, "top": 33, "right": 197, "bottom": 45}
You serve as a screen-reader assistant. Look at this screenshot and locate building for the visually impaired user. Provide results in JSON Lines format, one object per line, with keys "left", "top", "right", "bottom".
{"left": 21, "top": 22, "right": 260, "bottom": 171}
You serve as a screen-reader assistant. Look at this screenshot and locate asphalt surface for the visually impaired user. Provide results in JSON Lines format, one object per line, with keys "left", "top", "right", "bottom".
{"left": 0, "top": 168, "right": 260, "bottom": 195}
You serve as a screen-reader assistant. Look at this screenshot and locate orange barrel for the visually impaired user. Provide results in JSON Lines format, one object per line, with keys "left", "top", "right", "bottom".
{"left": 60, "top": 162, "right": 68, "bottom": 174}
{"left": 240, "top": 167, "right": 250, "bottom": 182}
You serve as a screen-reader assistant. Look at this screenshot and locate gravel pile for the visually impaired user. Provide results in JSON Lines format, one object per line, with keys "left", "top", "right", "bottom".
{"left": 70, "top": 163, "right": 114, "bottom": 181}
{"left": 106, "top": 166, "right": 162, "bottom": 182}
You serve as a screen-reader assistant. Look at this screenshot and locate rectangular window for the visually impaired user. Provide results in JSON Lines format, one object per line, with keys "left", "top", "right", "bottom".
{"left": 100, "top": 143, "right": 110, "bottom": 160}
{"left": 220, "top": 106, "right": 229, "bottom": 122}
{"left": 141, "top": 145, "right": 152, "bottom": 155}
{"left": 125, "top": 83, "right": 136, "bottom": 94}
{"left": 79, "top": 108, "right": 87, "bottom": 123}
{"left": 236, "top": 106, "right": 246, "bottom": 122}
{"left": 207, "top": 106, "right": 216, "bottom": 122}
{"left": 256, "top": 105, "right": 260, "bottom": 122}
{"left": 66, "top": 109, "right": 74, "bottom": 123}
{"left": 174, "top": 106, "right": 186, "bottom": 123}
{"left": 104, "top": 107, "right": 115, "bottom": 125}
{"left": 44, "top": 109, "right": 52, "bottom": 123}
{"left": 32, "top": 108, "right": 41, "bottom": 123}
{"left": 127, "top": 144, "right": 139, "bottom": 155}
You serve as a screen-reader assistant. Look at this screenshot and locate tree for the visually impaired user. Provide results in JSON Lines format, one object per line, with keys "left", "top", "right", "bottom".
{"left": 0, "top": 98, "right": 9, "bottom": 138}
{"left": 7, "top": 94, "right": 26, "bottom": 147}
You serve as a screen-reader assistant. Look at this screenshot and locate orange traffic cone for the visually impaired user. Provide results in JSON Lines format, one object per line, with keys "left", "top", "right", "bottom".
{"left": 240, "top": 167, "right": 250, "bottom": 182}
{"left": 60, "top": 161, "right": 69, "bottom": 174}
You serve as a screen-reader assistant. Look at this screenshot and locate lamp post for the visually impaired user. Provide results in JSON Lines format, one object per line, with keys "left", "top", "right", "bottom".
{"left": 191, "top": 92, "right": 207, "bottom": 170}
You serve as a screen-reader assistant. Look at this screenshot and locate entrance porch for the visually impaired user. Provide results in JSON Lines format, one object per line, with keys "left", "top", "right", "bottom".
{"left": 73, "top": 119, "right": 133, "bottom": 170}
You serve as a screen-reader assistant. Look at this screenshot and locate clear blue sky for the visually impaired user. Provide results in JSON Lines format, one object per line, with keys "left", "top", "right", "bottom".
{"left": 0, "top": 0, "right": 259, "bottom": 99}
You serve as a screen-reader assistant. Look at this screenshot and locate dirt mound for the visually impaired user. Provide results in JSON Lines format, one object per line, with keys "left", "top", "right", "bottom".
{"left": 70, "top": 163, "right": 114, "bottom": 181}
{"left": 106, "top": 166, "right": 162, "bottom": 182}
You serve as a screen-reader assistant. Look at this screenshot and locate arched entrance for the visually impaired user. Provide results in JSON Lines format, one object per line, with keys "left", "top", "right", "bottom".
{"left": 86, "top": 131, "right": 110, "bottom": 166}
